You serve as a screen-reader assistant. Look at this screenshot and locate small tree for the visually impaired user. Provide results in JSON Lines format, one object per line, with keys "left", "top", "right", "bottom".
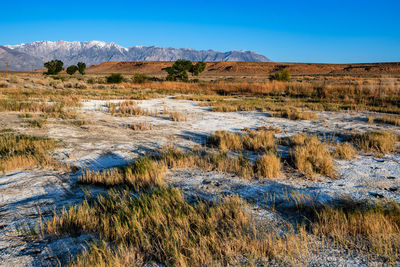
{"left": 189, "top": 62, "right": 206, "bottom": 76}
{"left": 66, "top": 65, "right": 78, "bottom": 75}
{"left": 77, "top": 62, "right": 86, "bottom": 75}
{"left": 270, "top": 68, "right": 291, "bottom": 82}
{"left": 165, "top": 59, "right": 193, "bottom": 82}
{"left": 44, "top": 60, "right": 64, "bottom": 75}
{"left": 106, "top": 73, "right": 124, "bottom": 83}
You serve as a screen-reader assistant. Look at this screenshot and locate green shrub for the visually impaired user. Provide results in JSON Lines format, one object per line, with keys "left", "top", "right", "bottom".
{"left": 77, "top": 62, "right": 86, "bottom": 75}
{"left": 66, "top": 65, "right": 78, "bottom": 75}
{"left": 270, "top": 68, "right": 291, "bottom": 82}
{"left": 165, "top": 59, "right": 192, "bottom": 82}
{"left": 44, "top": 60, "right": 64, "bottom": 75}
{"left": 106, "top": 73, "right": 124, "bottom": 84}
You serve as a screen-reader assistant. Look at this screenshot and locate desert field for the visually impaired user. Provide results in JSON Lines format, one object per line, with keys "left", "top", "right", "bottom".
{"left": 0, "top": 69, "right": 399, "bottom": 266}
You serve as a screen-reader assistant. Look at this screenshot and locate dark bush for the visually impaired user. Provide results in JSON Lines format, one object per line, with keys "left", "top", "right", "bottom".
{"left": 44, "top": 60, "right": 64, "bottom": 75}
{"left": 106, "top": 73, "right": 124, "bottom": 84}
{"left": 269, "top": 68, "right": 291, "bottom": 82}
{"left": 77, "top": 62, "right": 86, "bottom": 75}
{"left": 66, "top": 65, "right": 78, "bottom": 75}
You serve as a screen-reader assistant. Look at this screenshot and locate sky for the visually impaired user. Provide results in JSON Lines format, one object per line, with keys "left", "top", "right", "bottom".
{"left": 0, "top": 0, "right": 399, "bottom": 63}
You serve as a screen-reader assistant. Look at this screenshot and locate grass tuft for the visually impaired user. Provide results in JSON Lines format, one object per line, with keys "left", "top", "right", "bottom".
{"left": 374, "top": 115, "right": 400, "bottom": 126}
{"left": 333, "top": 142, "right": 357, "bottom": 160}
{"left": 0, "top": 133, "right": 57, "bottom": 173}
{"left": 353, "top": 130, "right": 398, "bottom": 155}
{"left": 79, "top": 156, "right": 166, "bottom": 191}
{"left": 271, "top": 108, "right": 318, "bottom": 120}
{"left": 290, "top": 134, "right": 335, "bottom": 179}
{"left": 169, "top": 111, "right": 188, "bottom": 122}
{"left": 312, "top": 201, "right": 400, "bottom": 262}
{"left": 209, "top": 129, "right": 275, "bottom": 152}
{"left": 255, "top": 152, "right": 281, "bottom": 178}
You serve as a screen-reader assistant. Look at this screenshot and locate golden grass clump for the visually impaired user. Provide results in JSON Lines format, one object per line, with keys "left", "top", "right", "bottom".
{"left": 290, "top": 134, "right": 335, "bottom": 178}
{"left": 271, "top": 109, "right": 318, "bottom": 120}
{"left": 69, "top": 120, "right": 86, "bottom": 127}
{"left": 255, "top": 153, "right": 281, "bottom": 178}
{"left": 0, "top": 133, "right": 57, "bottom": 173}
{"left": 353, "top": 130, "right": 398, "bottom": 154}
{"left": 128, "top": 122, "right": 153, "bottom": 131}
{"left": 332, "top": 142, "right": 357, "bottom": 160}
{"left": 374, "top": 115, "right": 400, "bottom": 126}
{"left": 212, "top": 104, "right": 240, "bottom": 112}
{"left": 169, "top": 111, "right": 188, "bottom": 122}
{"left": 312, "top": 201, "right": 400, "bottom": 262}
{"left": 368, "top": 116, "right": 374, "bottom": 124}
{"left": 24, "top": 119, "right": 47, "bottom": 128}
{"left": 159, "top": 146, "right": 256, "bottom": 180}
{"left": 107, "top": 101, "right": 153, "bottom": 117}
{"left": 242, "top": 129, "right": 275, "bottom": 151}
{"left": 208, "top": 130, "right": 243, "bottom": 151}
{"left": 79, "top": 157, "right": 166, "bottom": 190}
{"left": 209, "top": 130, "right": 275, "bottom": 152}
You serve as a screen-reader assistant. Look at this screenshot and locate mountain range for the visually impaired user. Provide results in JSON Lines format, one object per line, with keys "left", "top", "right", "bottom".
{"left": 0, "top": 41, "right": 271, "bottom": 71}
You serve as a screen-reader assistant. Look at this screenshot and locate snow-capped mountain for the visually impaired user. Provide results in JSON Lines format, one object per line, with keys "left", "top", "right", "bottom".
{"left": 1, "top": 40, "right": 271, "bottom": 71}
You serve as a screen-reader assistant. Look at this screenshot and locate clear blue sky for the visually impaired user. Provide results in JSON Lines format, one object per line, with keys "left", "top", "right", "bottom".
{"left": 1, "top": 0, "right": 399, "bottom": 63}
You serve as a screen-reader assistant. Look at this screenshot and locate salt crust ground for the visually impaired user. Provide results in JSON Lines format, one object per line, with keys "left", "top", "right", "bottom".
{"left": 0, "top": 97, "right": 399, "bottom": 266}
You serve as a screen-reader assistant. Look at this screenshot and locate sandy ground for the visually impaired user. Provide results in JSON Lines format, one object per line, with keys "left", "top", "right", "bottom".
{"left": 0, "top": 97, "right": 399, "bottom": 266}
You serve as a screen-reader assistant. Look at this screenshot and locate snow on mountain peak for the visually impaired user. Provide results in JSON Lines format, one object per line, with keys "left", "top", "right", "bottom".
{"left": 1, "top": 40, "right": 271, "bottom": 71}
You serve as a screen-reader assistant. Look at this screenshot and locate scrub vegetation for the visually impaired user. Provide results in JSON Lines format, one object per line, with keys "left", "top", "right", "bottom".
{"left": 1, "top": 70, "right": 400, "bottom": 266}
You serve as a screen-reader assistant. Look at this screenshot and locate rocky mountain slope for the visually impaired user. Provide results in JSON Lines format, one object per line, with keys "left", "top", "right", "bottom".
{"left": 1, "top": 41, "right": 271, "bottom": 71}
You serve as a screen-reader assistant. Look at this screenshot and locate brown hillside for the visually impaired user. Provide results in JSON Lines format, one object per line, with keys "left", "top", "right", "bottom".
{"left": 86, "top": 61, "right": 400, "bottom": 76}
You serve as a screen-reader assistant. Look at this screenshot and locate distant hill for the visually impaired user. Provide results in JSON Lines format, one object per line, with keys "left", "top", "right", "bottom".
{"left": 86, "top": 61, "right": 400, "bottom": 76}
{"left": 1, "top": 41, "right": 271, "bottom": 71}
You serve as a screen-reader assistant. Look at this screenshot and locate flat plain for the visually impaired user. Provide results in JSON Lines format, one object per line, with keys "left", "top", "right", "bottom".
{"left": 0, "top": 66, "right": 399, "bottom": 266}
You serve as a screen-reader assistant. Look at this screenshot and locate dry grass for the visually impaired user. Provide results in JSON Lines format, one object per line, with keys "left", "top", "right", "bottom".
{"left": 18, "top": 113, "right": 34, "bottom": 118}
{"left": 46, "top": 187, "right": 256, "bottom": 265}
{"left": 159, "top": 146, "right": 256, "bottom": 180}
{"left": 24, "top": 119, "right": 47, "bottom": 128}
{"left": 41, "top": 184, "right": 400, "bottom": 265}
{"left": 145, "top": 79, "right": 400, "bottom": 114}
{"left": 128, "top": 122, "right": 153, "bottom": 131}
{"left": 242, "top": 130, "right": 276, "bottom": 151}
{"left": 271, "top": 109, "right": 318, "bottom": 120}
{"left": 0, "top": 133, "right": 57, "bottom": 173}
{"left": 208, "top": 130, "right": 243, "bottom": 151}
{"left": 79, "top": 157, "right": 166, "bottom": 191}
{"left": 46, "top": 186, "right": 316, "bottom": 266}
{"left": 368, "top": 116, "right": 374, "bottom": 124}
{"left": 107, "top": 101, "right": 153, "bottom": 117}
{"left": 374, "top": 115, "right": 400, "bottom": 126}
{"left": 208, "top": 129, "right": 275, "bottom": 152}
{"left": 255, "top": 152, "right": 281, "bottom": 178}
{"left": 353, "top": 131, "right": 398, "bottom": 154}
{"left": 0, "top": 88, "right": 81, "bottom": 120}
{"left": 69, "top": 120, "right": 87, "bottom": 127}
{"left": 0, "top": 99, "right": 64, "bottom": 113}
{"left": 312, "top": 201, "right": 400, "bottom": 262}
{"left": 169, "top": 111, "right": 188, "bottom": 122}
{"left": 332, "top": 142, "right": 357, "bottom": 160}
{"left": 290, "top": 134, "right": 335, "bottom": 179}
{"left": 131, "top": 79, "right": 400, "bottom": 110}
